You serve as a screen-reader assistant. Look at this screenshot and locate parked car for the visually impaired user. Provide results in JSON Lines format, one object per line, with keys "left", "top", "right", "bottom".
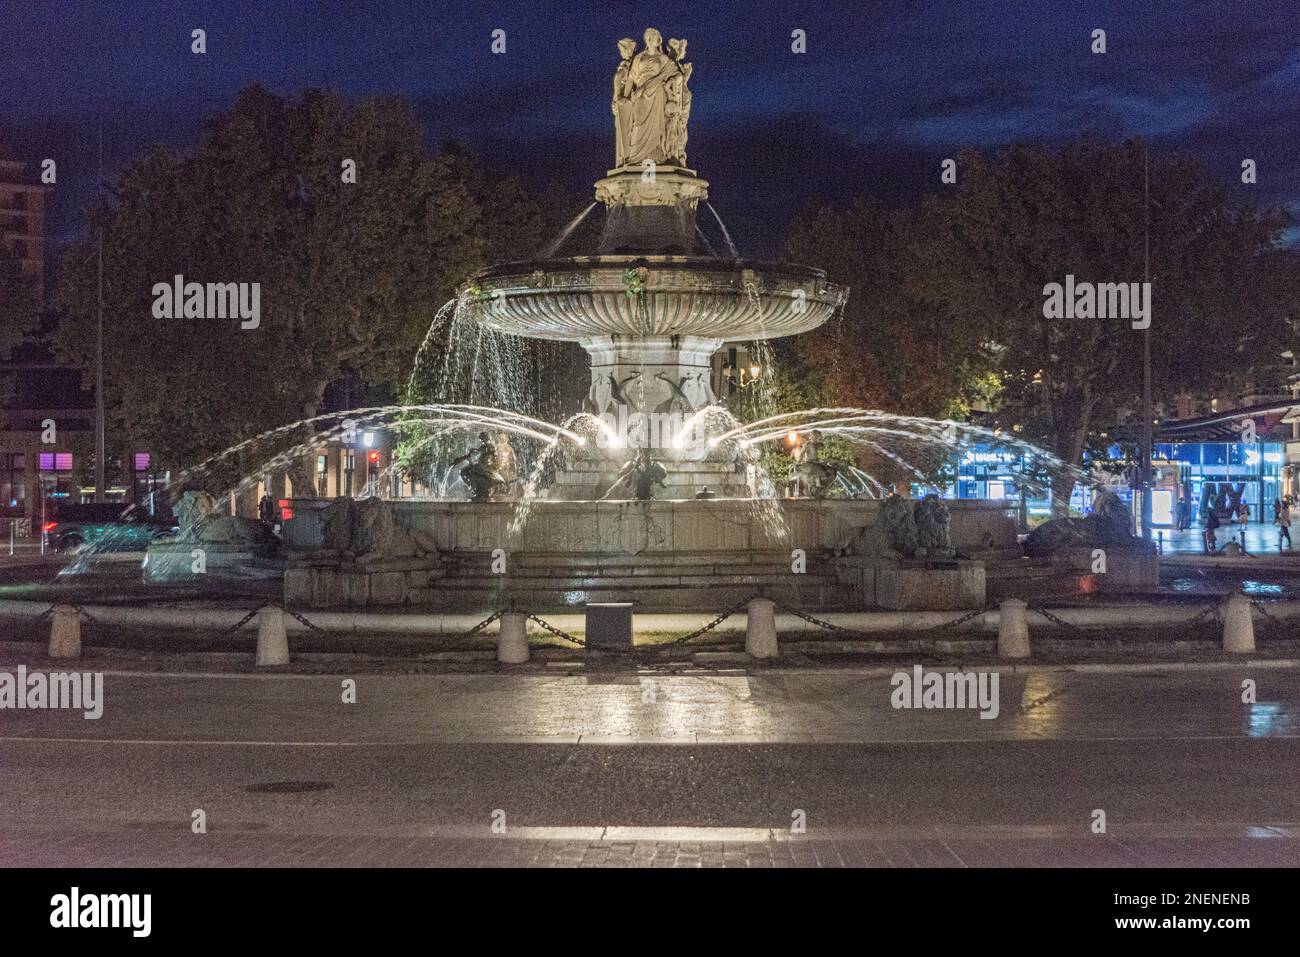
{"left": 43, "top": 503, "right": 179, "bottom": 554}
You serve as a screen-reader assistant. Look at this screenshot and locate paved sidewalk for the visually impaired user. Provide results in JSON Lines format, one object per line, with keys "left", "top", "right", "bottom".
{"left": 6, "top": 830, "right": 1297, "bottom": 868}
{"left": 1159, "top": 521, "right": 1298, "bottom": 555}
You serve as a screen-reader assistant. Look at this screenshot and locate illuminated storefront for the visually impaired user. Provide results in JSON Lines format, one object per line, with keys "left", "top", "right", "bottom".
{"left": 941, "top": 437, "right": 1285, "bottom": 528}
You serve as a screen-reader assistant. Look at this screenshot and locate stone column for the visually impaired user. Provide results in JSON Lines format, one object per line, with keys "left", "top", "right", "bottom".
{"left": 745, "top": 597, "right": 779, "bottom": 659}
{"left": 997, "top": 599, "right": 1030, "bottom": 658}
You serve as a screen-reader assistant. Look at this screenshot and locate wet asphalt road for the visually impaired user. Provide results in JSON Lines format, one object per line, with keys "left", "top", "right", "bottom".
{"left": 1, "top": 667, "right": 1297, "bottom": 866}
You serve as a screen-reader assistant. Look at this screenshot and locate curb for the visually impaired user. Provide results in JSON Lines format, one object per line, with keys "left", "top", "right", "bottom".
{"left": 0, "top": 640, "right": 1295, "bottom": 679}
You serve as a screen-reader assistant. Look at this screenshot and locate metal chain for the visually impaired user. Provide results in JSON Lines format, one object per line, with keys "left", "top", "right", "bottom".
{"left": 774, "top": 601, "right": 875, "bottom": 639}
{"left": 774, "top": 600, "right": 985, "bottom": 640}
{"left": 1028, "top": 605, "right": 1084, "bottom": 632}
{"left": 1251, "top": 600, "right": 1298, "bottom": 635}
{"left": 219, "top": 607, "right": 262, "bottom": 636}
{"left": 462, "top": 610, "right": 502, "bottom": 639}
{"left": 523, "top": 612, "right": 586, "bottom": 647}
{"left": 922, "top": 607, "right": 986, "bottom": 632}
{"left": 651, "top": 595, "right": 759, "bottom": 649}
{"left": 283, "top": 607, "right": 326, "bottom": 634}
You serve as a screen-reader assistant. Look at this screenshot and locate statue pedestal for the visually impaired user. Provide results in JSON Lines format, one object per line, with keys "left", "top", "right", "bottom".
{"left": 547, "top": 458, "right": 750, "bottom": 501}
{"left": 579, "top": 334, "right": 720, "bottom": 454}
{"left": 594, "top": 167, "right": 708, "bottom": 254}
{"left": 832, "top": 555, "right": 986, "bottom": 611}
{"left": 594, "top": 166, "right": 708, "bottom": 207}
{"left": 143, "top": 539, "right": 282, "bottom": 582}
{"left": 1055, "top": 545, "right": 1159, "bottom": 592}
{"left": 285, "top": 555, "right": 446, "bottom": 609}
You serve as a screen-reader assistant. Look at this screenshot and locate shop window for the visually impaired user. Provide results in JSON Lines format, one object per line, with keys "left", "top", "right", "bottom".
{"left": 0, "top": 453, "right": 26, "bottom": 513}
{"left": 1202, "top": 444, "right": 1228, "bottom": 466}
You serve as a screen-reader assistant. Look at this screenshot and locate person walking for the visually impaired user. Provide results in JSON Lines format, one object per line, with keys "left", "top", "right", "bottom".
{"left": 1280, "top": 500, "right": 1292, "bottom": 551}
{"left": 1204, "top": 507, "right": 1220, "bottom": 553}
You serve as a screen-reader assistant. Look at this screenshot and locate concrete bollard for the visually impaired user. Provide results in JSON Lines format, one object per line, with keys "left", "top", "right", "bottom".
{"left": 497, "top": 612, "right": 529, "bottom": 664}
{"left": 48, "top": 604, "right": 81, "bottom": 659}
{"left": 255, "top": 606, "right": 290, "bottom": 667}
{"left": 1221, "top": 593, "right": 1256, "bottom": 654}
{"left": 997, "top": 599, "right": 1030, "bottom": 659}
{"left": 745, "top": 598, "right": 780, "bottom": 660}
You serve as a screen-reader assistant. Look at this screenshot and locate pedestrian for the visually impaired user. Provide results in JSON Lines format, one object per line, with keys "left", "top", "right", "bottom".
{"left": 1238, "top": 500, "right": 1249, "bottom": 525}
{"left": 1280, "top": 500, "right": 1292, "bottom": 551}
{"left": 1175, "top": 497, "right": 1189, "bottom": 531}
{"left": 258, "top": 491, "right": 277, "bottom": 530}
{"left": 1274, "top": 497, "right": 1282, "bottom": 522}
{"left": 1204, "top": 507, "right": 1220, "bottom": 553}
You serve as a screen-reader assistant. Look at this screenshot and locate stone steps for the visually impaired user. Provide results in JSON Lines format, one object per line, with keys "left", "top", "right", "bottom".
{"left": 432, "top": 570, "right": 839, "bottom": 589}
{"left": 443, "top": 563, "right": 834, "bottom": 581}
{"left": 413, "top": 578, "right": 849, "bottom": 612}
{"left": 424, "top": 548, "right": 848, "bottom": 610}
{"left": 441, "top": 550, "right": 833, "bottom": 575}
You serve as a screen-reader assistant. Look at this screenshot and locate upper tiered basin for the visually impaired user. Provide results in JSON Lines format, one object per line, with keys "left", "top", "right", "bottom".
{"left": 464, "top": 256, "right": 847, "bottom": 342}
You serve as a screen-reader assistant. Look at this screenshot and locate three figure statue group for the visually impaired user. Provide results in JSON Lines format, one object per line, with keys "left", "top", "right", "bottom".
{"left": 612, "top": 29, "right": 692, "bottom": 169}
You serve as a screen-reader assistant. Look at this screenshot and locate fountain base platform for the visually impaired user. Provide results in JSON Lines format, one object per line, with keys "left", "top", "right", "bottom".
{"left": 283, "top": 498, "right": 1017, "bottom": 612}
{"left": 546, "top": 459, "right": 751, "bottom": 500}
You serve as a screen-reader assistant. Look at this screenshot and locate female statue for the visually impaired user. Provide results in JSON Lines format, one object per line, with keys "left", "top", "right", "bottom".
{"left": 622, "top": 28, "right": 674, "bottom": 165}
{"left": 612, "top": 38, "right": 637, "bottom": 166}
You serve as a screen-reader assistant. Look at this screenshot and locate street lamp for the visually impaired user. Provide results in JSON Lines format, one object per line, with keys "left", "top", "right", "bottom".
{"left": 1139, "top": 147, "right": 1154, "bottom": 541}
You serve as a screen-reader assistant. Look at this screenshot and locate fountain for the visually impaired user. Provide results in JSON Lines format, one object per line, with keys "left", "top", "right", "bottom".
{"left": 265, "top": 29, "right": 1035, "bottom": 610}
{"left": 459, "top": 32, "right": 843, "bottom": 500}
{"left": 130, "top": 29, "right": 1143, "bottom": 614}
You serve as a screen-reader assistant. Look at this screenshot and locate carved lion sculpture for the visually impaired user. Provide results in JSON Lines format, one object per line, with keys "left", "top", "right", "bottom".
{"left": 879, "top": 492, "right": 920, "bottom": 558}
{"left": 1023, "top": 488, "right": 1151, "bottom": 557}
{"left": 914, "top": 493, "right": 953, "bottom": 556}
{"left": 319, "top": 497, "right": 356, "bottom": 553}
{"left": 174, "top": 491, "right": 218, "bottom": 538}
{"left": 317, "top": 497, "right": 437, "bottom": 562}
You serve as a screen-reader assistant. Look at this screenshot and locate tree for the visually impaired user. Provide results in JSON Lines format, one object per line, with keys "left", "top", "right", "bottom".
{"left": 919, "top": 139, "right": 1295, "bottom": 513}
{"left": 395, "top": 146, "right": 594, "bottom": 484}
{"left": 55, "top": 85, "right": 485, "bottom": 496}
{"left": 786, "top": 196, "right": 995, "bottom": 419}
{"left": 782, "top": 196, "right": 998, "bottom": 487}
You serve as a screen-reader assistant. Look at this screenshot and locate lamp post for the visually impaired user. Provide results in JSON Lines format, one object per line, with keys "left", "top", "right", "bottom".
{"left": 737, "top": 363, "right": 762, "bottom": 389}
{"left": 1139, "top": 147, "right": 1153, "bottom": 541}
{"left": 94, "top": 126, "right": 106, "bottom": 503}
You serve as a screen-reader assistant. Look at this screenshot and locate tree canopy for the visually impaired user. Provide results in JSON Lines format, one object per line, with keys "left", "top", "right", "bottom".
{"left": 920, "top": 139, "right": 1296, "bottom": 508}
{"left": 53, "top": 85, "right": 582, "bottom": 490}
{"left": 782, "top": 139, "right": 1298, "bottom": 507}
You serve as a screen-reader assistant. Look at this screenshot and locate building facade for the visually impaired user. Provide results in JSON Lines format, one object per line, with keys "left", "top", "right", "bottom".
{"left": 0, "top": 148, "right": 48, "bottom": 308}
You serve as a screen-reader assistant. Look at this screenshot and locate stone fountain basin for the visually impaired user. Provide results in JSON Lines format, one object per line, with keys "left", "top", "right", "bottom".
{"left": 463, "top": 256, "right": 846, "bottom": 342}
{"left": 281, "top": 498, "right": 1018, "bottom": 610}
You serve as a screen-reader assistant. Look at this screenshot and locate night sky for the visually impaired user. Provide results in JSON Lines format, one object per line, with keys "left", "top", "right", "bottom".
{"left": 2, "top": 0, "right": 1298, "bottom": 261}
